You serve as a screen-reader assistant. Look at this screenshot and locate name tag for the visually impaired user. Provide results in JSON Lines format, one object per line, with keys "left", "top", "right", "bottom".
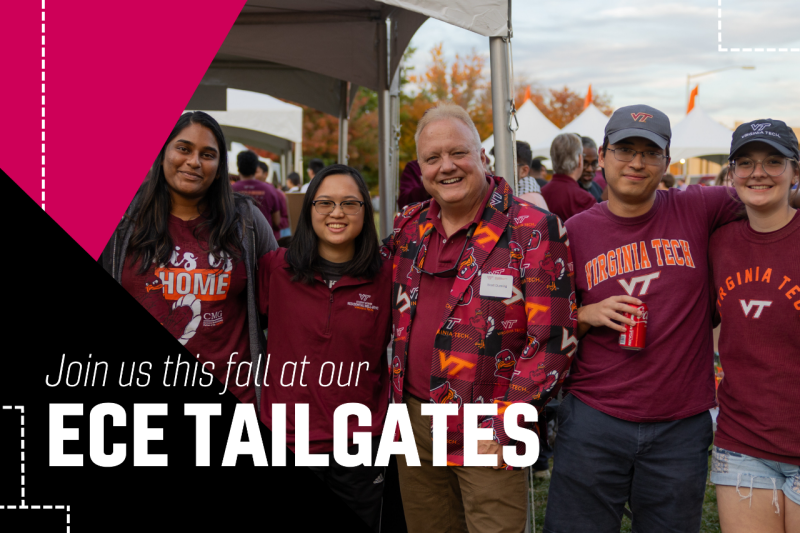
{"left": 479, "top": 274, "right": 513, "bottom": 298}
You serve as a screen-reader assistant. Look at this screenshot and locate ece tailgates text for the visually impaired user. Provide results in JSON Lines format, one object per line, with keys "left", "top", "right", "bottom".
{"left": 48, "top": 403, "right": 539, "bottom": 467}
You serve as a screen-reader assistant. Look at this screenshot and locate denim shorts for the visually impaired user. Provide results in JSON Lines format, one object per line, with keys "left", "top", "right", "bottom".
{"left": 711, "top": 446, "right": 800, "bottom": 507}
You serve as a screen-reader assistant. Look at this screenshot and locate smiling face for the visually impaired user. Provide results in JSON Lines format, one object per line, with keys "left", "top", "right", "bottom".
{"left": 311, "top": 173, "right": 365, "bottom": 262}
{"left": 417, "top": 118, "right": 489, "bottom": 214}
{"left": 162, "top": 123, "right": 220, "bottom": 202}
{"left": 600, "top": 136, "right": 669, "bottom": 207}
{"left": 731, "top": 141, "right": 799, "bottom": 214}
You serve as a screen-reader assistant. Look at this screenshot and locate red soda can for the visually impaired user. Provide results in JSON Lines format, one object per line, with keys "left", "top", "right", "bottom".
{"left": 619, "top": 303, "right": 648, "bottom": 350}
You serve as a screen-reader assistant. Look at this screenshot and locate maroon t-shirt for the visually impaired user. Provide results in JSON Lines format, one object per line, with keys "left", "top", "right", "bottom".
{"left": 232, "top": 179, "right": 279, "bottom": 235}
{"left": 541, "top": 174, "right": 597, "bottom": 222}
{"left": 710, "top": 211, "right": 800, "bottom": 464}
{"left": 564, "top": 186, "right": 739, "bottom": 422}
{"left": 120, "top": 215, "right": 254, "bottom": 403}
{"left": 405, "top": 181, "right": 493, "bottom": 399}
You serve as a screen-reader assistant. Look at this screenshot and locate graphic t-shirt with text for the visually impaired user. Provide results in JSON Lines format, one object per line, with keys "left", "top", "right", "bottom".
{"left": 120, "top": 215, "right": 253, "bottom": 403}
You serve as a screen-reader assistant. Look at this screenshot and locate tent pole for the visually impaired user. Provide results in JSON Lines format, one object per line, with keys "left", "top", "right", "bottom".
{"left": 294, "top": 141, "right": 303, "bottom": 179}
{"left": 338, "top": 80, "right": 350, "bottom": 164}
{"left": 490, "top": 35, "right": 515, "bottom": 193}
{"left": 378, "top": 17, "right": 393, "bottom": 239}
{"left": 389, "top": 63, "right": 401, "bottom": 213}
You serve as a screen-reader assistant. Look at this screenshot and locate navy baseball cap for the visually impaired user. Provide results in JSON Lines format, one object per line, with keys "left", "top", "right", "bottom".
{"left": 729, "top": 119, "right": 800, "bottom": 161}
{"left": 605, "top": 105, "right": 671, "bottom": 149}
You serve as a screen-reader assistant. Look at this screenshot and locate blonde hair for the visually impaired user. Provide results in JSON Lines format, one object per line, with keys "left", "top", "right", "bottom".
{"left": 550, "top": 133, "right": 583, "bottom": 175}
{"left": 415, "top": 102, "right": 482, "bottom": 158}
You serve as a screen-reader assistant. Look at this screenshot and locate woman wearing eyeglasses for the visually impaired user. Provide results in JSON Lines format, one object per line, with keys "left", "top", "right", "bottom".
{"left": 257, "top": 164, "right": 391, "bottom": 531}
{"left": 709, "top": 119, "right": 800, "bottom": 532}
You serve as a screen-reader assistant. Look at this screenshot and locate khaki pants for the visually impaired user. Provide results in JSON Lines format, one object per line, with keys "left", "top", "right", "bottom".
{"left": 397, "top": 394, "right": 528, "bottom": 533}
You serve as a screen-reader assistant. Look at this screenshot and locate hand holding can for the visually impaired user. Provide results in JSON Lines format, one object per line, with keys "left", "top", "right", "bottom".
{"left": 619, "top": 303, "right": 648, "bottom": 350}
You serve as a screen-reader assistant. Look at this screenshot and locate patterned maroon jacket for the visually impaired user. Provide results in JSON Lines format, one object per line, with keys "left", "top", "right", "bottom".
{"left": 383, "top": 175, "right": 577, "bottom": 466}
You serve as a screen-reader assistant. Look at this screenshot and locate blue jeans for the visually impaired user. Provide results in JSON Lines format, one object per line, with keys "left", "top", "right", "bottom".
{"left": 544, "top": 394, "right": 713, "bottom": 533}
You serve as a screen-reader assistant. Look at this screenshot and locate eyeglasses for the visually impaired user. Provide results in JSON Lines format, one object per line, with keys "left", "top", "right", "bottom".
{"left": 311, "top": 200, "right": 364, "bottom": 215}
{"left": 413, "top": 224, "right": 477, "bottom": 278}
{"left": 607, "top": 147, "right": 666, "bottom": 166}
{"left": 583, "top": 158, "right": 599, "bottom": 170}
{"left": 731, "top": 156, "right": 796, "bottom": 178}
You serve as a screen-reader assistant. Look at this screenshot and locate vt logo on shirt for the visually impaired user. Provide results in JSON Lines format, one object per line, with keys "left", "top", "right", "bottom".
{"left": 739, "top": 300, "right": 772, "bottom": 319}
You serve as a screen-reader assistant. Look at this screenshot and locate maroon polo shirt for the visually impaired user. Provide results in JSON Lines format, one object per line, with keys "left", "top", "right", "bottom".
{"left": 405, "top": 179, "right": 494, "bottom": 400}
{"left": 541, "top": 173, "right": 597, "bottom": 222}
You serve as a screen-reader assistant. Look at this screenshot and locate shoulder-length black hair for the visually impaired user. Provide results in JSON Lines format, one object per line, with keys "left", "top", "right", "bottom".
{"left": 285, "top": 164, "right": 382, "bottom": 284}
{"left": 127, "top": 111, "right": 244, "bottom": 273}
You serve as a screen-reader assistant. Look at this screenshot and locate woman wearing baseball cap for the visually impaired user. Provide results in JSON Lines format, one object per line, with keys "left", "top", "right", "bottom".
{"left": 708, "top": 119, "right": 800, "bottom": 532}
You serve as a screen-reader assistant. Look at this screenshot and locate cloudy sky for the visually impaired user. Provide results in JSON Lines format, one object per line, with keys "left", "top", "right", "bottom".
{"left": 404, "top": 0, "right": 800, "bottom": 129}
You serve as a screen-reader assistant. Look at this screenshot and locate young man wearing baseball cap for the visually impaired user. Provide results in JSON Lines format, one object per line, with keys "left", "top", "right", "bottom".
{"left": 544, "top": 105, "right": 740, "bottom": 533}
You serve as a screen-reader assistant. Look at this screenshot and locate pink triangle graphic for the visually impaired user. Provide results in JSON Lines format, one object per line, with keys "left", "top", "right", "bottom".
{"left": 0, "top": 0, "right": 246, "bottom": 259}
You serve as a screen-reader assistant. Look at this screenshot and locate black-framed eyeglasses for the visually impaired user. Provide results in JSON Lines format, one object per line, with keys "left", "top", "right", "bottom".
{"left": 583, "top": 158, "right": 599, "bottom": 170}
{"left": 412, "top": 224, "right": 477, "bottom": 278}
{"left": 607, "top": 147, "right": 666, "bottom": 166}
{"left": 731, "top": 156, "right": 797, "bottom": 178}
{"left": 312, "top": 200, "right": 364, "bottom": 215}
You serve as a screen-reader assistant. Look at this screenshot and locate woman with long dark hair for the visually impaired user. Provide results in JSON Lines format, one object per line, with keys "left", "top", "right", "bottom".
{"left": 257, "top": 164, "right": 391, "bottom": 531}
{"left": 100, "top": 111, "right": 277, "bottom": 404}
{"left": 709, "top": 119, "right": 800, "bottom": 532}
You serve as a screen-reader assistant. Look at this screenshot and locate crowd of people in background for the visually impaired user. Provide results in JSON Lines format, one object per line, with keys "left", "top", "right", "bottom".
{"left": 103, "top": 102, "right": 799, "bottom": 533}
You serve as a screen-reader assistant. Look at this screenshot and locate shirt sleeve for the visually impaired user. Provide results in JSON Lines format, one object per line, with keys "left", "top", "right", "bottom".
{"left": 251, "top": 204, "right": 278, "bottom": 258}
{"left": 482, "top": 212, "right": 578, "bottom": 450}
{"left": 701, "top": 185, "right": 741, "bottom": 231}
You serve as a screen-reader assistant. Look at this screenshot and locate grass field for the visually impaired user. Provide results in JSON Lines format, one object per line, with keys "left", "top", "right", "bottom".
{"left": 530, "top": 456, "right": 720, "bottom": 532}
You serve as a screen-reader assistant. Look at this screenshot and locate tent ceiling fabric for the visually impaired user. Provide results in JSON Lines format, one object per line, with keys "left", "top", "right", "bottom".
{"left": 376, "top": 0, "right": 508, "bottom": 37}
{"left": 187, "top": 89, "right": 303, "bottom": 154}
{"left": 206, "top": 0, "right": 426, "bottom": 115}
{"left": 670, "top": 107, "right": 733, "bottom": 162}
{"left": 201, "top": 57, "right": 357, "bottom": 117}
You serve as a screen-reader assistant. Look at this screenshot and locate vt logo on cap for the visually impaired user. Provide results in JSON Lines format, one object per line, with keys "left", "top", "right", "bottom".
{"left": 751, "top": 123, "right": 771, "bottom": 133}
{"left": 631, "top": 113, "right": 653, "bottom": 123}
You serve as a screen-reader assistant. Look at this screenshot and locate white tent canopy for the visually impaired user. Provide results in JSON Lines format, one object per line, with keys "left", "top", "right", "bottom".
{"left": 670, "top": 107, "right": 733, "bottom": 164}
{"left": 191, "top": 89, "right": 303, "bottom": 155}
{"left": 482, "top": 99, "right": 560, "bottom": 165}
{"left": 533, "top": 103, "right": 609, "bottom": 158}
{"left": 378, "top": 0, "right": 508, "bottom": 37}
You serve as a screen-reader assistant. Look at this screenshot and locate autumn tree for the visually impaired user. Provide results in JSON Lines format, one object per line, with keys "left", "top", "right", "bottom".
{"left": 515, "top": 84, "right": 613, "bottom": 128}
{"left": 399, "top": 43, "right": 493, "bottom": 167}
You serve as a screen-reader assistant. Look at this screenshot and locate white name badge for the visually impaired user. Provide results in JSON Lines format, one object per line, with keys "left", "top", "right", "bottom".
{"left": 479, "top": 274, "right": 513, "bottom": 298}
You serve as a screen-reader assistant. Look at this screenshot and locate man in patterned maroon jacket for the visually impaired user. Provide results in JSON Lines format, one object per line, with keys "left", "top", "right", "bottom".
{"left": 383, "top": 103, "right": 577, "bottom": 533}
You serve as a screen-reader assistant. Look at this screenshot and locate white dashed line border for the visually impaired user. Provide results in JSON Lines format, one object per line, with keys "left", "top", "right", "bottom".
{"left": 0, "top": 405, "right": 71, "bottom": 532}
{"left": 42, "top": 0, "right": 46, "bottom": 210}
{"left": 718, "top": 0, "right": 800, "bottom": 53}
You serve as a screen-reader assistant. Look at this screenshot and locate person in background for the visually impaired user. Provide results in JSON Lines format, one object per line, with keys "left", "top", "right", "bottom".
{"left": 287, "top": 171, "right": 302, "bottom": 192}
{"left": 516, "top": 140, "right": 549, "bottom": 210}
{"left": 531, "top": 159, "right": 549, "bottom": 190}
{"left": 259, "top": 161, "right": 290, "bottom": 238}
{"left": 677, "top": 175, "right": 688, "bottom": 190}
{"left": 100, "top": 112, "right": 277, "bottom": 405}
{"left": 397, "top": 160, "right": 431, "bottom": 210}
{"left": 709, "top": 119, "right": 800, "bottom": 533}
{"left": 541, "top": 133, "right": 596, "bottom": 222}
{"left": 658, "top": 172, "right": 676, "bottom": 190}
{"left": 578, "top": 136, "right": 603, "bottom": 202}
{"left": 233, "top": 151, "right": 281, "bottom": 239}
{"left": 545, "top": 104, "right": 740, "bottom": 533}
{"left": 301, "top": 158, "right": 325, "bottom": 193}
{"left": 716, "top": 166, "right": 733, "bottom": 187}
{"left": 259, "top": 164, "right": 391, "bottom": 531}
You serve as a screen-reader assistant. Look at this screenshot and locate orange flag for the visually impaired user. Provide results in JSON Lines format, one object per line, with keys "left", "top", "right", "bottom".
{"left": 687, "top": 85, "right": 699, "bottom": 114}
{"left": 523, "top": 85, "right": 531, "bottom": 104}
{"left": 583, "top": 84, "right": 593, "bottom": 109}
